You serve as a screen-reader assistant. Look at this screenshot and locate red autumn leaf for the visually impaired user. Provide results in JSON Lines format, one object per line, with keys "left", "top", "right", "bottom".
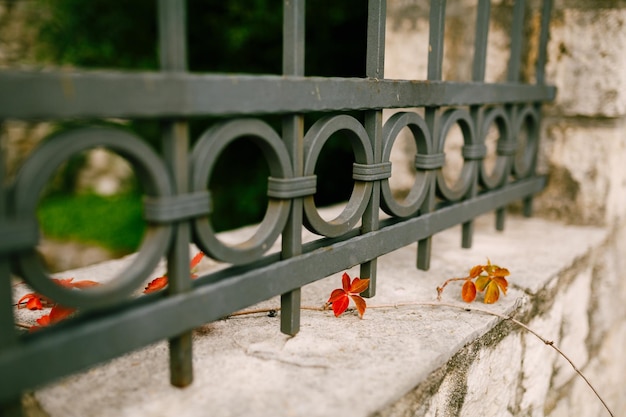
{"left": 461, "top": 280, "right": 477, "bottom": 303}
{"left": 330, "top": 294, "right": 350, "bottom": 317}
{"left": 17, "top": 278, "right": 96, "bottom": 310}
{"left": 143, "top": 276, "right": 168, "bottom": 294}
{"left": 35, "top": 315, "right": 50, "bottom": 327}
{"left": 143, "top": 252, "right": 205, "bottom": 293}
{"left": 52, "top": 278, "right": 100, "bottom": 289}
{"left": 49, "top": 305, "right": 76, "bottom": 322}
{"left": 30, "top": 305, "right": 76, "bottom": 332}
{"left": 190, "top": 252, "right": 204, "bottom": 269}
{"left": 326, "top": 272, "right": 370, "bottom": 318}
{"left": 17, "top": 293, "right": 43, "bottom": 310}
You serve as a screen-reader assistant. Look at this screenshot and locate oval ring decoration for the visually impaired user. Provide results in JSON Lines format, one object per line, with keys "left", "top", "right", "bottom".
{"left": 436, "top": 108, "right": 477, "bottom": 201}
{"left": 479, "top": 106, "right": 513, "bottom": 189}
{"left": 303, "top": 115, "right": 374, "bottom": 237}
{"left": 12, "top": 126, "right": 174, "bottom": 310}
{"left": 512, "top": 104, "right": 540, "bottom": 179}
{"left": 380, "top": 111, "right": 434, "bottom": 218}
{"left": 191, "top": 119, "right": 292, "bottom": 264}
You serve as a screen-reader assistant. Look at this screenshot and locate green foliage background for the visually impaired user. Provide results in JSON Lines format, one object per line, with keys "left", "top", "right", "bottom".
{"left": 31, "top": 0, "right": 367, "bottom": 251}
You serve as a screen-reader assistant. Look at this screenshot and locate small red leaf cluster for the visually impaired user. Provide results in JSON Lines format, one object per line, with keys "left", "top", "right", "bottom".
{"left": 17, "top": 278, "right": 100, "bottom": 331}
{"left": 143, "top": 252, "right": 204, "bottom": 294}
{"left": 326, "top": 272, "right": 370, "bottom": 318}
{"left": 438, "top": 259, "right": 510, "bottom": 304}
{"left": 16, "top": 252, "right": 204, "bottom": 331}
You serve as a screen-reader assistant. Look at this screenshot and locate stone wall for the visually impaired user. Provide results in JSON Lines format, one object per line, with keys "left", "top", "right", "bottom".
{"left": 538, "top": 3, "right": 626, "bottom": 226}
{"left": 385, "top": 1, "right": 626, "bottom": 228}
{"left": 382, "top": 1, "right": 626, "bottom": 416}
{"left": 377, "top": 220, "right": 626, "bottom": 417}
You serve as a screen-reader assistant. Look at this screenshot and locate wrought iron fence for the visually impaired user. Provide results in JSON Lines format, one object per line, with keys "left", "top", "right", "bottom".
{"left": 0, "top": 0, "right": 555, "bottom": 414}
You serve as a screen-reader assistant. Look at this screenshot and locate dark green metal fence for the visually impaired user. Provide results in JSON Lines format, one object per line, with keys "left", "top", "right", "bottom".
{"left": 0, "top": 0, "right": 555, "bottom": 414}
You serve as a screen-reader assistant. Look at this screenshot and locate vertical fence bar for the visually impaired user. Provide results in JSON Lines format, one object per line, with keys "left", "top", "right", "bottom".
{"left": 535, "top": 0, "right": 553, "bottom": 86}
{"left": 418, "top": 0, "right": 447, "bottom": 270}
{"left": 0, "top": 124, "right": 23, "bottom": 417}
{"left": 158, "top": 0, "right": 193, "bottom": 387}
{"left": 361, "top": 0, "right": 386, "bottom": 297}
{"left": 507, "top": 0, "right": 535, "bottom": 218}
{"left": 280, "top": 0, "right": 305, "bottom": 336}
{"left": 507, "top": 0, "right": 526, "bottom": 83}
{"left": 496, "top": 0, "right": 527, "bottom": 227}
{"left": 524, "top": 0, "right": 553, "bottom": 218}
{"left": 463, "top": 0, "right": 490, "bottom": 246}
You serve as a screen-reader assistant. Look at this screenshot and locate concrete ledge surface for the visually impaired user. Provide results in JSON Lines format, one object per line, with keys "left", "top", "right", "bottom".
{"left": 13, "top": 212, "right": 608, "bottom": 417}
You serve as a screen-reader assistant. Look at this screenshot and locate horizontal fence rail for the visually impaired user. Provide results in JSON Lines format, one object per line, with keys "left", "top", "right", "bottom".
{"left": 0, "top": 73, "right": 555, "bottom": 118}
{"left": 0, "top": 0, "right": 555, "bottom": 413}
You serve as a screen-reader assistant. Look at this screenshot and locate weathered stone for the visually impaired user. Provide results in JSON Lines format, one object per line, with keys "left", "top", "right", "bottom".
{"left": 546, "top": 8, "right": 626, "bottom": 118}
{"left": 536, "top": 119, "right": 626, "bottom": 225}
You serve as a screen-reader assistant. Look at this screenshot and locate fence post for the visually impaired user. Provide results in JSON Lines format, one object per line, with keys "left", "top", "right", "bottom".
{"left": 158, "top": 0, "right": 193, "bottom": 387}
{"left": 280, "top": 0, "right": 306, "bottom": 336}
{"left": 418, "top": 0, "right": 447, "bottom": 270}
{"left": 0, "top": 122, "right": 23, "bottom": 417}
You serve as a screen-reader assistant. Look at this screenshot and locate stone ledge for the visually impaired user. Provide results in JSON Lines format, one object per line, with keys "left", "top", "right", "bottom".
{"left": 14, "top": 211, "right": 626, "bottom": 417}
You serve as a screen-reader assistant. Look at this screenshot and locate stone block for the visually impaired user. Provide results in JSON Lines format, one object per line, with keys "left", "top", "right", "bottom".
{"left": 520, "top": 305, "right": 563, "bottom": 416}
{"left": 536, "top": 119, "right": 626, "bottom": 225}
{"left": 546, "top": 8, "right": 626, "bottom": 118}
{"left": 459, "top": 333, "right": 523, "bottom": 417}
{"left": 551, "top": 267, "right": 592, "bottom": 389}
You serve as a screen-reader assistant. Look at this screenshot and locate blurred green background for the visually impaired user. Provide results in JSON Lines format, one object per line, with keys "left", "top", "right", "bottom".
{"left": 32, "top": 0, "right": 367, "bottom": 255}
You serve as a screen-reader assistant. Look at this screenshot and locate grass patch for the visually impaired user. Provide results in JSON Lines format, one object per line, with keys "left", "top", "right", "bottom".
{"left": 37, "top": 193, "right": 145, "bottom": 253}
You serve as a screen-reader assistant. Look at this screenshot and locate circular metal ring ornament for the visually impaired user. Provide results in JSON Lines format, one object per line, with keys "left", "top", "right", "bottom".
{"left": 512, "top": 104, "right": 540, "bottom": 179}
{"left": 380, "top": 111, "right": 434, "bottom": 218}
{"left": 191, "top": 119, "right": 292, "bottom": 264}
{"left": 12, "top": 127, "right": 174, "bottom": 310}
{"left": 479, "top": 106, "right": 513, "bottom": 189}
{"left": 436, "top": 108, "right": 476, "bottom": 201}
{"left": 302, "top": 115, "right": 373, "bottom": 237}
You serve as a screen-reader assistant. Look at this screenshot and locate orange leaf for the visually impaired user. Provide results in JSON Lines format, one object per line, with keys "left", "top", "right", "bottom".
{"left": 350, "top": 295, "right": 367, "bottom": 318}
{"left": 341, "top": 272, "right": 351, "bottom": 292}
{"left": 190, "top": 252, "right": 204, "bottom": 269}
{"left": 349, "top": 278, "right": 370, "bottom": 295}
{"left": 483, "top": 281, "right": 501, "bottom": 304}
{"left": 328, "top": 288, "right": 346, "bottom": 304}
{"left": 493, "top": 276, "right": 508, "bottom": 294}
{"left": 35, "top": 315, "right": 50, "bottom": 327}
{"left": 49, "top": 305, "right": 76, "bottom": 322}
{"left": 143, "top": 276, "right": 168, "bottom": 294}
{"left": 328, "top": 273, "right": 369, "bottom": 318}
{"left": 29, "top": 306, "right": 75, "bottom": 332}
{"left": 17, "top": 293, "right": 43, "bottom": 310}
{"left": 67, "top": 280, "right": 100, "bottom": 289}
{"left": 462, "top": 280, "right": 477, "bottom": 303}
{"left": 475, "top": 275, "right": 490, "bottom": 292}
{"left": 52, "top": 278, "right": 100, "bottom": 289}
{"left": 469, "top": 265, "right": 484, "bottom": 278}
{"left": 27, "top": 297, "right": 43, "bottom": 310}
{"left": 331, "top": 295, "right": 350, "bottom": 317}
{"left": 52, "top": 278, "right": 75, "bottom": 287}
{"left": 493, "top": 267, "right": 510, "bottom": 277}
